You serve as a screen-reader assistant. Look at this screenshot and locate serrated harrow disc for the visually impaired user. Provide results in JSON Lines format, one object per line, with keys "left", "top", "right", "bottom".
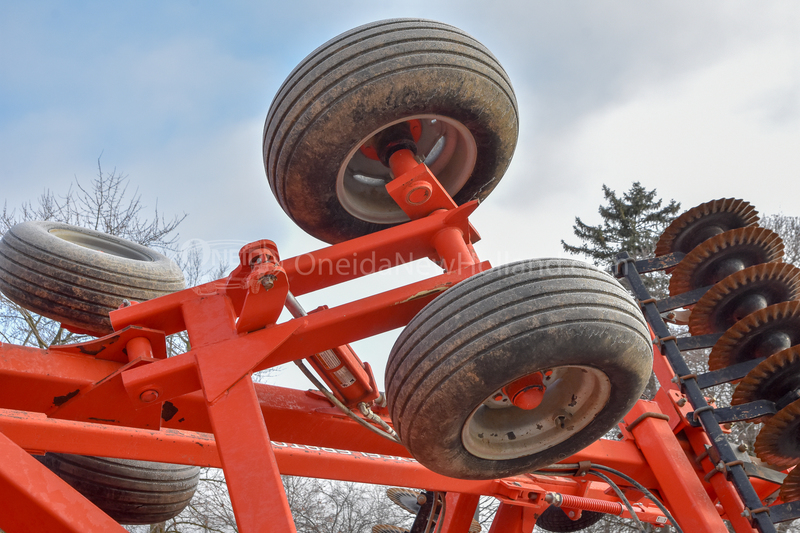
{"left": 688, "top": 263, "right": 800, "bottom": 336}
{"left": 732, "top": 346, "right": 800, "bottom": 406}
{"left": 708, "top": 301, "right": 800, "bottom": 372}
{"left": 780, "top": 467, "right": 800, "bottom": 503}
{"left": 655, "top": 198, "right": 759, "bottom": 257}
{"left": 669, "top": 227, "right": 784, "bottom": 297}
{"left": 387, "top": 488, "right": 423, "bottom": 515}
{"left": 755, "top": 399, "right": 800, "bottom": 467}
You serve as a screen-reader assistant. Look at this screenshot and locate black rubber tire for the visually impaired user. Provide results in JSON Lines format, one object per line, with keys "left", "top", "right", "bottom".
{"left": 0, "top": 221, "right": 185, "bottom": 336}
{"left": 536, "top": 506, "right": 604, "bottom": 532}
{"left": 263, "top": 18, "right": 518, "bottom": 244}
{"left": 386, "top": 258, "right": 652, "bottom": 480}
{"left": 41, "top": 453, "right": 200, "bottom": 525}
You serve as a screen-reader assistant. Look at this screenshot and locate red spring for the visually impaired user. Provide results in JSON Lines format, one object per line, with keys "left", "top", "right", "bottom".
{"left": 549, "top": 493, "right": 624, "bottom": 516}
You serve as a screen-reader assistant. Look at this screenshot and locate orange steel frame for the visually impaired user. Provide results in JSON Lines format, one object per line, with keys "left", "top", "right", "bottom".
{"left": 0, "top": 150, "right": 777, "bottom": 532}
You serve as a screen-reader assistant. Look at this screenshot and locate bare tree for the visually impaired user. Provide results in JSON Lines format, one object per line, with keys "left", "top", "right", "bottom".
{"left": 0, "top": 158, "right": 185, "bottom": 349}
{"left": 762, "top": 214, "right": 800, "bottom": 266}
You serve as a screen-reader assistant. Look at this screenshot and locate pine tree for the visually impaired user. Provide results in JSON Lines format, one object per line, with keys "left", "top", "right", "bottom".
{"left": 562, "top": 182, "right": 681, "bottom": 265}
{"left": 562, "top": 182, "right": 680, "bottom": 300}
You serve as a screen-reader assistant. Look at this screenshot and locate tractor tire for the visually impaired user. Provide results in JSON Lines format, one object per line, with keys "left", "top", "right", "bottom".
{"left": 41, "top": 453, "right": 200, "bottom": 525}
{"left": 0, "top": 221, "right": 185, "bottom": 336}
{"left": 263, "top": 18, "right": 518, "bottom": 244}
{"left": 386, "top": 258, "right": 652, "bottom": 480}
{"left": 536, "top": 506, "right": 604, "bottom": 532}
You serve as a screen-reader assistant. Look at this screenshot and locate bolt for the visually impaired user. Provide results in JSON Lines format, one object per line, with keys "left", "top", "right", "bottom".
{"left": 416, "top": 493, "right": 427, "bottom": 506}
{"left": 676, "top": 398, "right": 687, "bottom": 407}
{"left": 260, "top": 274, "right": 277, "bottom": 290}
{"left": 738, "top": 443, "right": 749, "bottom": 453}
{"left": 140, "top": 389, "right": 159, "bottom": 403}
{"left": 568, "top": 511, "right": 576, "bottom": 518}
{"left": 122, "top": 299, "right": 131, "bottom": 307}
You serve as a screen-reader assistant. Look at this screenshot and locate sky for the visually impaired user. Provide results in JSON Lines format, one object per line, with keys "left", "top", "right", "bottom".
{"left": 1, "top": 1, "right": 799, "bottom": 390}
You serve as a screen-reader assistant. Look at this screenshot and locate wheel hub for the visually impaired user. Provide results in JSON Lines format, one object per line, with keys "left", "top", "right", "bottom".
{"left": 461, "top": 366, "right": 611, "bottom": 461}
{"left": 336, "top": 115, "right": 477, "bottom": 224}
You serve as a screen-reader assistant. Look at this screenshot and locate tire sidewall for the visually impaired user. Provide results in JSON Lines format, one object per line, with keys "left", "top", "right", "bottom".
{"left": 15, "top": 221, "right": 178, "bottom": 276}
{"left": 405, "top": 322, "right": 650, "bottom": 479}
{"left": 386, "top": 259, "right": 652, "bottom": 480}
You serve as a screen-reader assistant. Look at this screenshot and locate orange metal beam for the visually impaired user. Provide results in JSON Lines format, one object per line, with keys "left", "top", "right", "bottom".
{"left": 206, "top": 378, "right": 296, "bottom": 533}
{"left": 0, "top": 430, "right": 126, "bottom": 533}
{"left": 439, "top": 493, "right": 480, "bottom": 533}
{"left": 623, "top": 401, "right": 728, "bottom": 533}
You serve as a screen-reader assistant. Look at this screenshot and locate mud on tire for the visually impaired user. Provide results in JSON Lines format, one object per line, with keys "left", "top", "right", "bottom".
{"left": 386, "top": 258, "right": 652, "bottom": 480}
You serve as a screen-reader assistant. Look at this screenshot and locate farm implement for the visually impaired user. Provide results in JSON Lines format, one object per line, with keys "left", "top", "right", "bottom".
{"left": 1, "top": 18, "right": 799, "bottom": 533}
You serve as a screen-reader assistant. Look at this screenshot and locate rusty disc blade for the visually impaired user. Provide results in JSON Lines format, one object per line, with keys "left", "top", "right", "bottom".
{"left": 689, "top": 263, "right": 800, "bottom": 336}
{"left": 708, "top": 301, "right": 800, "bottom": 372}
{"left": 655, "top": 198, "right": 759, "bottom": 258}
{"left": 669, "top": 227, "right": 784, "bottom": 297}
{"left": 387, "top": 487, "right": 422, "bottom": 515}
{"left": 780, "top": 467, "right": 800, "bottom": 503}
{"left": 732, "top": 346, "right": 800, "bottom": 406}
{"left": 755, "top": 399, "right": 800, "bottom": 468}
{"left": 372, "top": 526, "right": 408, "bottom": 533}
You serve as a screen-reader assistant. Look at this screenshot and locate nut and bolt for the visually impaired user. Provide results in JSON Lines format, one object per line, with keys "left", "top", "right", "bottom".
{"left": 260, "top": 274, "right": 277, "bottom": 290}
{"left": 139, "top": 389, "right": 160, "bottom": 403}
{"left": 676, "top": 398, "right": 687, "bottom": 407}
{"left": 738, "top": 443, "right": 749, "bottom": 453}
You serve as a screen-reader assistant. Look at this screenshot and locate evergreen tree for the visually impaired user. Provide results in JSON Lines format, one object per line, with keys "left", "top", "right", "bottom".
{"left": 562, "top": 182, "right": 681, "bottom": 266}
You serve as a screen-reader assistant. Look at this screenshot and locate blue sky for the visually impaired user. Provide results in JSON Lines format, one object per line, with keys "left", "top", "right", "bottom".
{"left": 1, "top": 1, "right": 799, "bottom": 388}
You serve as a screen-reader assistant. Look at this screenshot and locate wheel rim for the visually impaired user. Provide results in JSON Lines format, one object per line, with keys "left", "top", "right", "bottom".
{"left": 336, "top": 115, "right": 477, "bottom": 224}
{"left": 49, "top": 229, "right": 153, "bottom": 261}
{"left": 461, "top": 366, "right": 612, "bottom": 461}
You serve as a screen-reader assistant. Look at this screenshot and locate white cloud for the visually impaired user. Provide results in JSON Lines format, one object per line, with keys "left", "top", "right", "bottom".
{"left": 563, "top": 36, "right": 800, "bottom": 217}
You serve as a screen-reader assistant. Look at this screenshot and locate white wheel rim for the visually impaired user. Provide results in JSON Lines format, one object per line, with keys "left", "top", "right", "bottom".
{"left": 336, "top": 115, "right": 477, "bottom": 224}
{"left": 49, "top": 229, "right": 153, "bottom": 261}
{"left": 461, "top": 366, "right": 612, "bottom": 461}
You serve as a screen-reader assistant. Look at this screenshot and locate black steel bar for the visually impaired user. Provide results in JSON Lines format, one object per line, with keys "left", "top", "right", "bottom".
{"left": 695, "top": 358, "right": 766, "bottom": 389}
{"left": 687, "top": 400, "right": 777, "bottom": 426}
{"left": 633, "top": 252, "right": 686, "bottom": 273}
{"left": 764, "top": 501, "right": 800, "bottom": 524}
{"left": 676, "top": 333, "right": 723, "bottom": 352}
{"left": 656, "top": 286, "right": 713, "bottom": 313}
{"left": 615, "top": 252, "right": 776, "bottom": 533}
